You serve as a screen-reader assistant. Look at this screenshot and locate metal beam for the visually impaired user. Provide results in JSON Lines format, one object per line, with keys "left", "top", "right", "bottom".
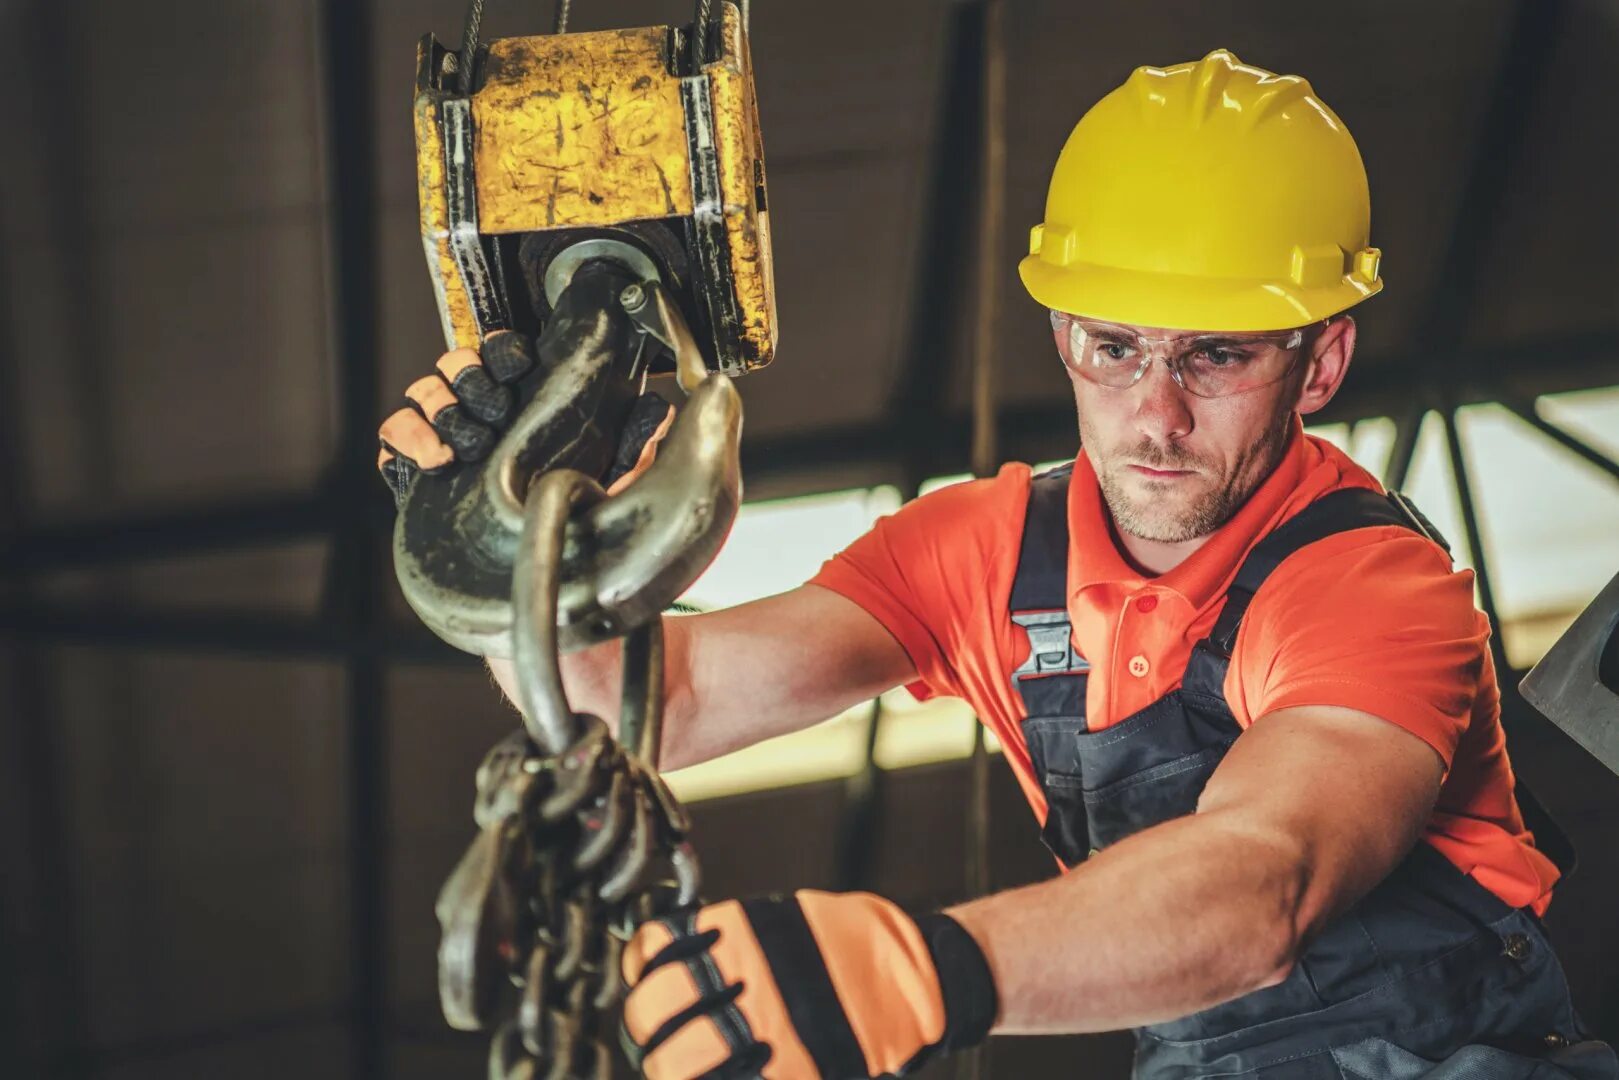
{"left": 1408, "top": 0, "right": 1573, "bottom": 759}
{"left": 834, "top": 697, "right": 887, "bottom": 892}
{"left": 885, "top": 1, "right": 987, "bottom": 483}
{"left": 740, "top": 332, "right": 1617, "bottom": 494}
{"left": 2, "top": 332, "right": 1613, "bottom": 579}
{"left": 1441, "top": 407, "right": 1509, "bottom": 673}
{"left": 834, "top": 3, "right": 1000, "bottom": 902}
{"left": 1384, "top": 406, "right": 1426, "bottom": 492}
{"left": 1416, "top": 0, "right": 1570, "bottom": 348}
{"left": 7, "top": 650, "right": 85, "bottom": 1080}
{"left": 965, "top": 0, "right": 1007, "bottom": 928}
{"left": 316, "top": 0, "right": 389, "bottom": 1075}
{"left": 968, "top": 0, "right": 1006, "bottom": 486}
{"left": 1311, "top": 333, "right": 1613, "bottom": 428}
{"left": 0, "top": 492, "right": 338, "bottom": 577}
{"left": 1502, "top": 396, "right": 1619, "bottom": 485}
{"left": 0, "top": 604, "right": 465, "bottom": 665}
{"left": 0, "top": 27, "right": 32, "bottom": 1073}
{"left": 66, "top": 1006, "right": 347, "bottom": 1073}
{"left": 5, "top": 3, "right": 96, "bottom": 1075}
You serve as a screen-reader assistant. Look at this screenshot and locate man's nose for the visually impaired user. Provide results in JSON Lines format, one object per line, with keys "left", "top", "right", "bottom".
{"left": 1131, "top": 359, "right": 1194, "bottom": 442}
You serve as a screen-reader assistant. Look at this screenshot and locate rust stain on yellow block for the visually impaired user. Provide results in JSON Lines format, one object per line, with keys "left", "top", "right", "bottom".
{"left": 415, "top": 90, "right": 481, "bottom": 350}
{"left": 472, "top": 26, "right": 694, "bottom": 234}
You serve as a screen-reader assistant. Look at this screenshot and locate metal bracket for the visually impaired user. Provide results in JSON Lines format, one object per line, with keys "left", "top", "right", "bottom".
{"left": 1521, "top": 568, "right": 1619, "bottom": 778}
{"left": 442, "top": 97, "right": 508, "bottom": 340}
{"left": 621, "top": 280, "right": 707, "bottom": 393}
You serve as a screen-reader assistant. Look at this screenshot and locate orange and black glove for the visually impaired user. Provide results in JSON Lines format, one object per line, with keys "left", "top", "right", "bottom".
{"left": 621, "top": 891, "right": 997, "bottom": 1079}
{"left": 376, "top": 330, "right": 673, "bottom": 505}
{"left": 378, "top": 331, "right": 537, "bottom": 503}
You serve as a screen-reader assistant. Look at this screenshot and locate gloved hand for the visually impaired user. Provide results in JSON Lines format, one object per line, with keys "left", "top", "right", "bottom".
{"left": 377, "top": 330, "right": 673, "bottom": 505}
{"left": 621, "top": 890, "right": 997, "bottom": 1080}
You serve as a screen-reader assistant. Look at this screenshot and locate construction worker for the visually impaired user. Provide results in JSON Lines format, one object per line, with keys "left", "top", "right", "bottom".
{"left": 381, "top": 51, "right": 1618, "bottom": 1080}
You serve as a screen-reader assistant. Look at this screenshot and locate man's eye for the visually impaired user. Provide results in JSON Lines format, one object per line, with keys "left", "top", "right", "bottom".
{"left": 1200, "top": 347, "right": 1252, "bottom": 368}
{"left": 1096, "top": 342, "right": 1134, "bottom": 363}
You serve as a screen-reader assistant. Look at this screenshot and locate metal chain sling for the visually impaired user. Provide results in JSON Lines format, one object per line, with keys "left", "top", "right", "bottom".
{"left": 400, "top": 2, "right": 774, "bottom": 1075}
{"left": 421, "top": 279, "right": 742, "bottom": 1078}
{"left": 435, "top": 475, "right": 703, "bottom": 1078}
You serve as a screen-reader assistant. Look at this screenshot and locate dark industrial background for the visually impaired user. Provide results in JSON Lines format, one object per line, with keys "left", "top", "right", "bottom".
{"left": 2, "top": 1, "right": 1618, "bottom": 1077}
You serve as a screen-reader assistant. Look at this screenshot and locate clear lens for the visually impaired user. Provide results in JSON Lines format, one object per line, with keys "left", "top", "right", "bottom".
{"left": 1053, "top": 313, "right": 1304, "bottom": 399}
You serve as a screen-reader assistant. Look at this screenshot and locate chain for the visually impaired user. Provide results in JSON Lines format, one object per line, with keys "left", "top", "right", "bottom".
{"left": 438, "top": 469, "right": 702, "bottom": 1080}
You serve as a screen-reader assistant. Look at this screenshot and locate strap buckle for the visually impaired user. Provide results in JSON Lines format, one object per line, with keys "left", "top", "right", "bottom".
{"left": 1010, "top": 610, "right": 1090, "bottom": 690}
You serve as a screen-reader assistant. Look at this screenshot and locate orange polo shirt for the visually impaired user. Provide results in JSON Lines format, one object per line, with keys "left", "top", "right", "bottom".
{"left": 810, "top": 421, "right": 1559, "bottom": 913}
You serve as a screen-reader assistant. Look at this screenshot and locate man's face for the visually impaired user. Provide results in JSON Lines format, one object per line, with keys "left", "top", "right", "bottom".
{"left": 1058, "top": 318, "right": 1313, "bottom": 545}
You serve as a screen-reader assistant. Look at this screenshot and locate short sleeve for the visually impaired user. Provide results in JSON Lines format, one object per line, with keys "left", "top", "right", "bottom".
{"left": 808, "top": 464, "right": 1031, "bottom": 702}
{"left": 1226, "top": 527, "right": 1491, "bottom": 770}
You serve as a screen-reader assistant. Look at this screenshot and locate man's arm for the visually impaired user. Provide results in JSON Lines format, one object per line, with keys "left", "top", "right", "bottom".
{"left": 488, "top": 583, "right": 917, "bottom": 770}
{"left": 947, "top": 704, "right": 1444, "bottom": 1034}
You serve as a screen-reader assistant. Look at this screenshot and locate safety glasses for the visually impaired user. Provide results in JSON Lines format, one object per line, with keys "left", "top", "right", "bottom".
{"left": 1050, "top": 311, "right": 1309, "bottom": 399}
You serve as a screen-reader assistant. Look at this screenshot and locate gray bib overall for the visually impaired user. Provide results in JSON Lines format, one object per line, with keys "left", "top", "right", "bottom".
{"left": 1008, "top": 465, "right": 1616, "bottom": 1079}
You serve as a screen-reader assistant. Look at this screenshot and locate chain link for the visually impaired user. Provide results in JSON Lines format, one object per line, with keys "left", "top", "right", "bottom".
{"left": 438, "top": 478, "right": 701, "bottom": 1080}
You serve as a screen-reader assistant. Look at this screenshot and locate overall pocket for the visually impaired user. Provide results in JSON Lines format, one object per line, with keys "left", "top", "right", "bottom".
{"left": 1022, "top": 715, "right": 1091, "bottom": 865}
{"left": 1081, "top": 745, "right": 1226, "bottom": 849}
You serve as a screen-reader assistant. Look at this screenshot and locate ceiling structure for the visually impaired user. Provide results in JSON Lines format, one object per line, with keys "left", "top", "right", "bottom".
{"left": 1, "top": 2, "right": 1617, "bottom": 1078}
{"left": 1, "top": 0, "right": 1615, "bottom": 530}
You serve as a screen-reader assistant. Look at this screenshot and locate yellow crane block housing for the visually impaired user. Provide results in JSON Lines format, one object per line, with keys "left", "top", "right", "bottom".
{"left": 413, "top": 1, "right": 776, "bottom": 377}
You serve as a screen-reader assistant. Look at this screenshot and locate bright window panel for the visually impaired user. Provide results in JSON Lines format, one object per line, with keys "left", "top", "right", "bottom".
{"left": 1460, "top": 392, "right": 1619, "bottom": 668}
{"left": 871, "top": 691, "right": 987, "bottom": 771}
{"left": 1305, "top": 421, "right": 1350, "bottom": 454}
{"left": 1343, "top": 416, "right": 1397, "bottom": 476}
{"left": 1540, "top": 386, "right": 1619, "bottom": 458}
{"left": 664, "top": 702, "right": 876, "bottom": 802}
{"left": 678, "top": 486, "right": 901, "bottom": 610}
{"left": 665, "top": 486, "right": 902, "bottom": 801}
{"left": 918, "top": 471, "right": 971, "bottom": 497}
{"left": 1315, "top": 394, "right": 1619, "bottom": 671}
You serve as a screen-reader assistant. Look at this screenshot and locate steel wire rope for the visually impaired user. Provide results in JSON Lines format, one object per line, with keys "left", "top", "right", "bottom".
{"left": 458, "top": 0, "right": 486, "bottom": 92}
{"left": 693, "top": 0, "right": 714, "bottom": 65}
{"left": 962, "top": 3, "right": 1006, "bottom": 1077}
{"left": 459, "top": 0, "right": 575, "bottom": 96}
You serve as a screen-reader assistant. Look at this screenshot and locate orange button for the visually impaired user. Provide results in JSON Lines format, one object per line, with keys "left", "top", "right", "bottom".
{"left": 1128, "top": 655, "right": 1150, "bottom": 677}
{"left": 1135, "top": 595, "right": 1159, "bottom": 613}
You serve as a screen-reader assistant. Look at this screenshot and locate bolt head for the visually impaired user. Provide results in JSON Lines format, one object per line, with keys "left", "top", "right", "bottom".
{"left": 619, "top": 284, "right": 647, "bottom": 312}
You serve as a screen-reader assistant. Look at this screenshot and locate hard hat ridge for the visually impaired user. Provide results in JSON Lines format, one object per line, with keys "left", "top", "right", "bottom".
{"left": 1125, "top": 50, "right": 1318, "bottom": 128}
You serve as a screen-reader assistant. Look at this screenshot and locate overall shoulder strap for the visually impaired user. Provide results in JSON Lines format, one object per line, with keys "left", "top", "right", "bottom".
{"left": 1010, "top": 463, "right": 1074, "bottom": 610}
{"left": 1192, "top": 486, "right": 1577, "bottom": 876}
{"left": 1203, "top": 487, "right": 1452, "bottom": 658}
{"left": 1008, "top": 464, "right": 1089, "bottom": 720}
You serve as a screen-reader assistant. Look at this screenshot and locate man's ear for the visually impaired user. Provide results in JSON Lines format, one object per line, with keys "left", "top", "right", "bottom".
{"left": 1295, "top": 315, "right": 1356, "bottom": 417}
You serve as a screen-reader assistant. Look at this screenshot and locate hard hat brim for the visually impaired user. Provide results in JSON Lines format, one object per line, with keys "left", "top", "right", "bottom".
{"left": 1018, "top": 254, "right": 1381, "bottom": 333}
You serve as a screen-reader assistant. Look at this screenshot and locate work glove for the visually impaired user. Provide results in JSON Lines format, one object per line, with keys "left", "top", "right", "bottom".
{"left": 377, "top": 330, "right": 674, "bottom": 506}
{"left": 621, "top": 890, "right": 997, "bottom": 1080}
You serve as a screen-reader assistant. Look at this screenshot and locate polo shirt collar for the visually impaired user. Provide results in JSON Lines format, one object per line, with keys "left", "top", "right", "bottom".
{"left": 1067, "top": 416, "right": 1310, "bottom": 613}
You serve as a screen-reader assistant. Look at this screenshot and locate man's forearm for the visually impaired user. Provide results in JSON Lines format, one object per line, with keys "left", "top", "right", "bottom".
{"left": 946, "top": 810, "right": 1306, "bottom": 1035}
{"left": 486, "top": 615, "right": 700, "bottom": 765}
{"left": 484, "top": 586, "right": 919, "bottom": 772}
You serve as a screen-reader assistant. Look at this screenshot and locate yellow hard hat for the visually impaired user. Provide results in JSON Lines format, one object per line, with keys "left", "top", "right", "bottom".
{"left": 1019, "top": 49, "right": 1382, "bottom": 332}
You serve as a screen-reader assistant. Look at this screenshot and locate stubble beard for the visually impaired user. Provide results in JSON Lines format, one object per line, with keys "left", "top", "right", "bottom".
{"left": 1088, "top": 404, "right": 1296, "bottom": 544}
